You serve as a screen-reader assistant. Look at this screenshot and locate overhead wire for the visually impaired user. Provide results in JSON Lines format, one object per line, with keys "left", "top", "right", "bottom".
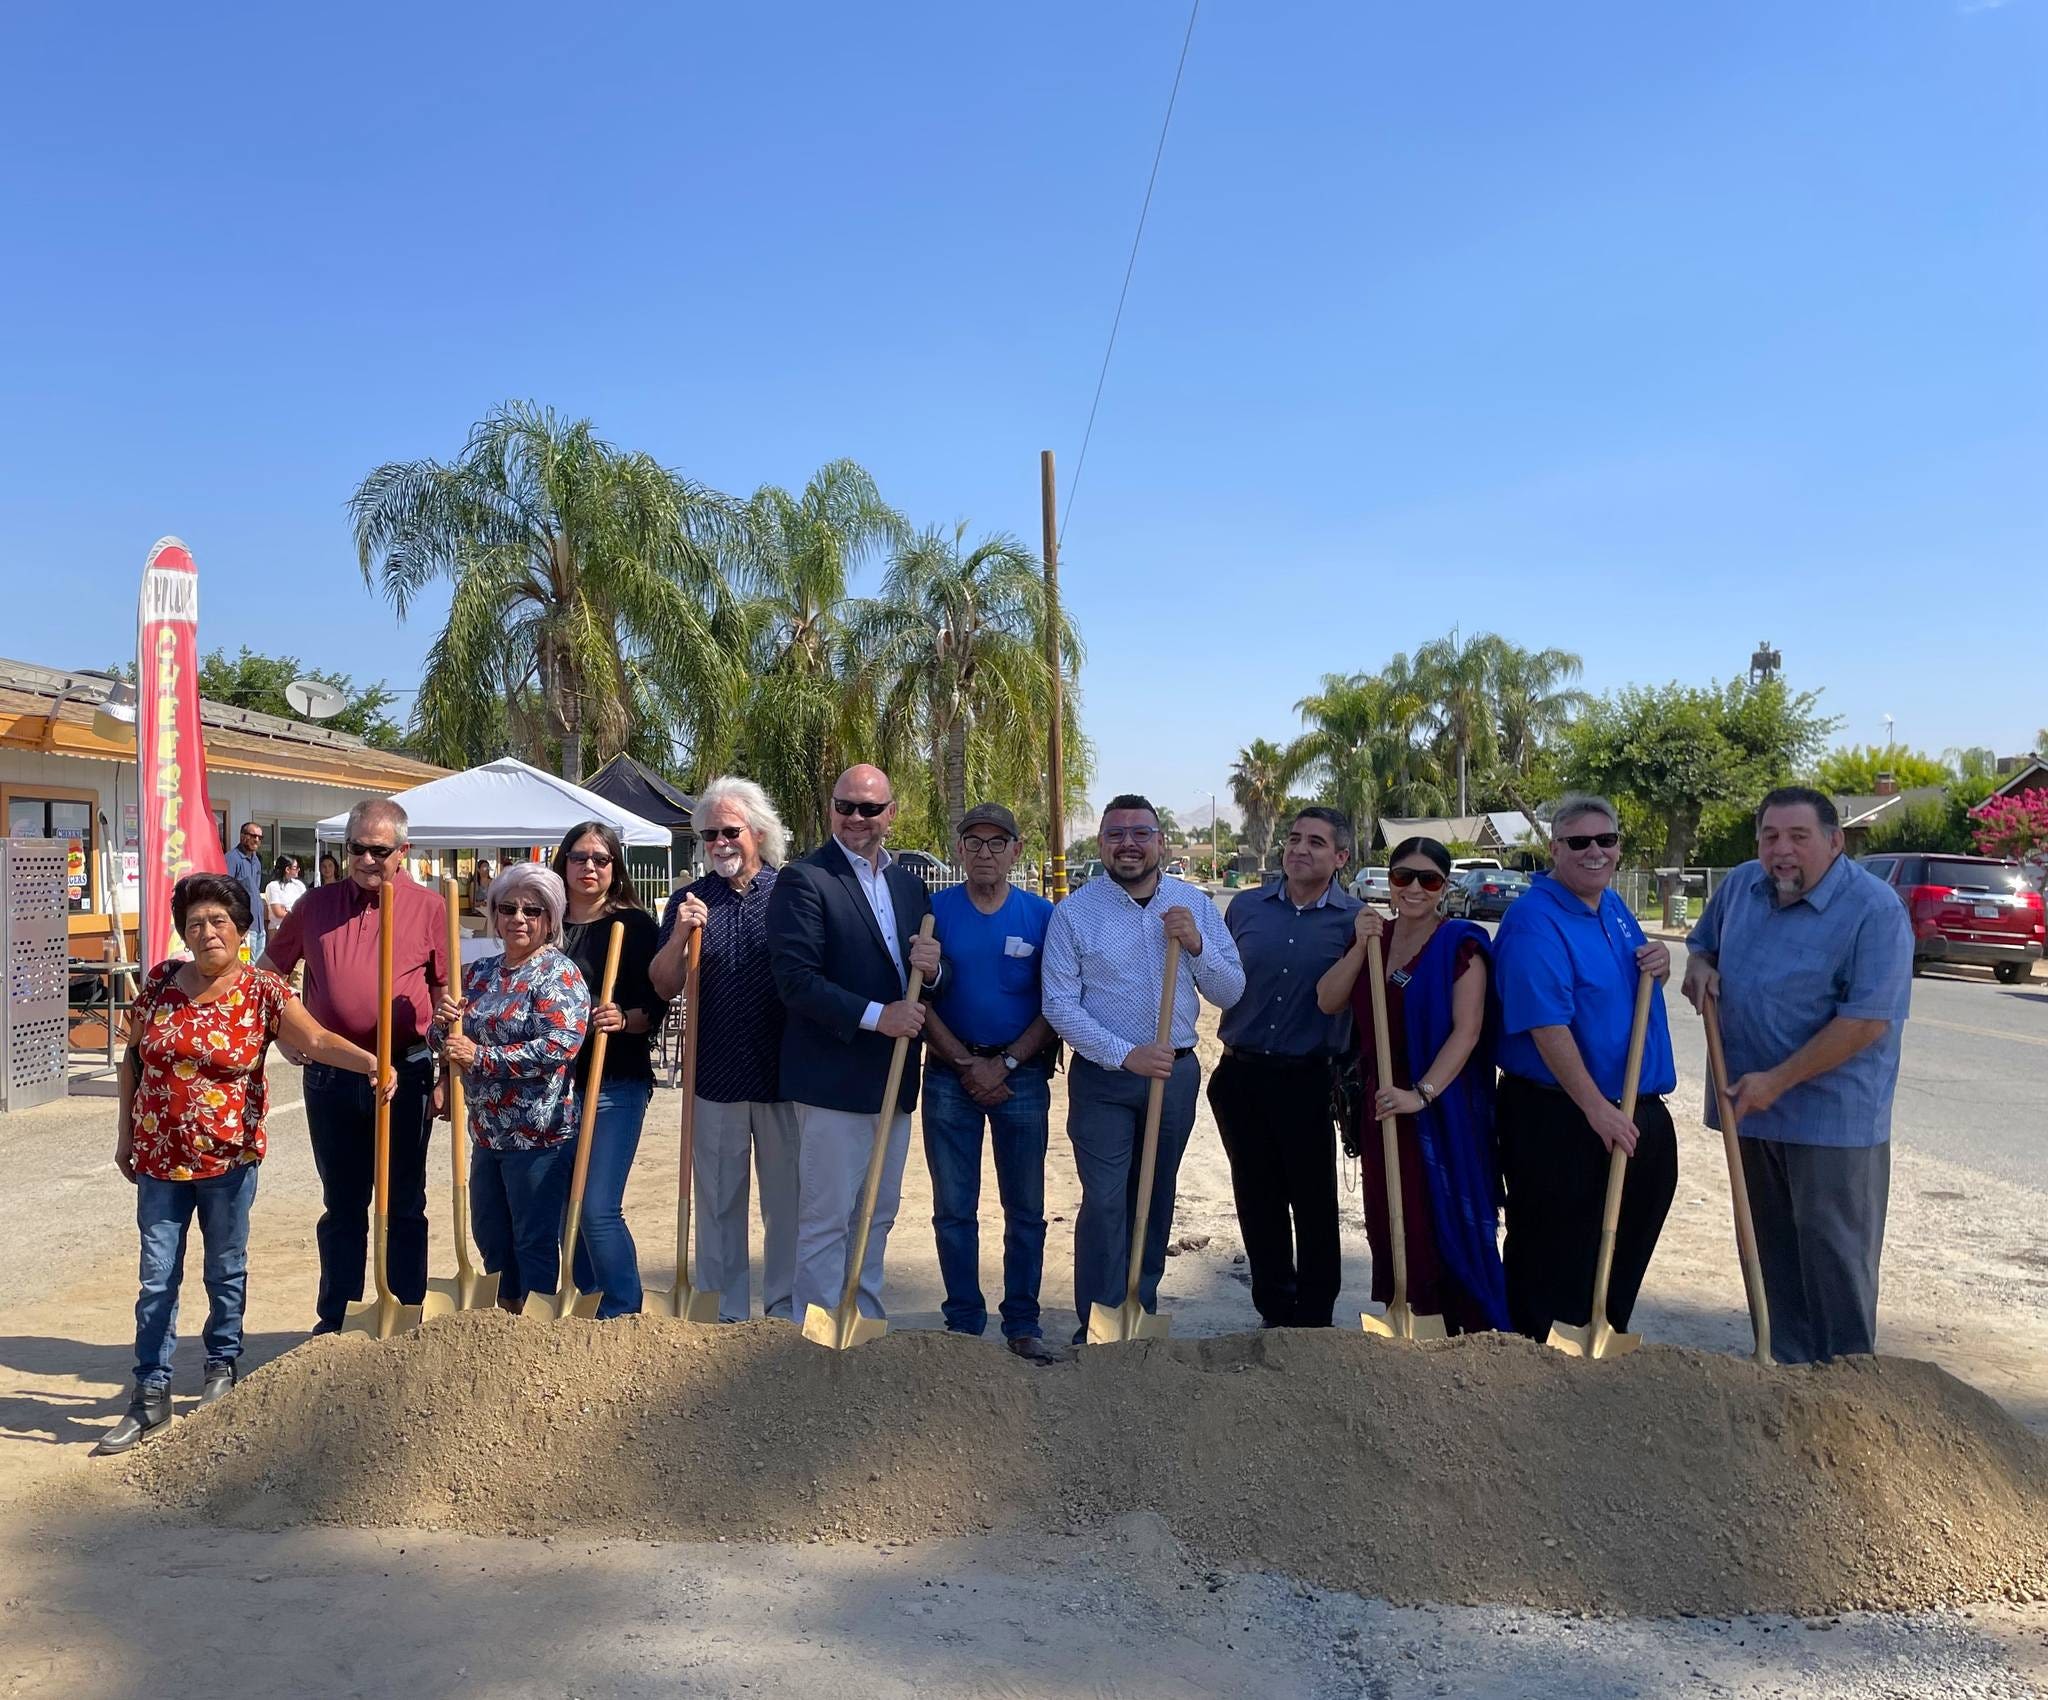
{"left": 1059, "top": 0, "right": 1201, "bottom": 550}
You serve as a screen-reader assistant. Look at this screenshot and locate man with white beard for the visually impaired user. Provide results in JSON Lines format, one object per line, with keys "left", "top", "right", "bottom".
{"left": 651, "top": 776, "right": 799, "bottom": 1322}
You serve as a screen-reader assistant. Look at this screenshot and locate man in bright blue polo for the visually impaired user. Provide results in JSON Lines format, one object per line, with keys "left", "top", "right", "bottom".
{"left": 1493, "top": 795, "right": 1675, "bottom": 1342}
{"left": 918, "top": 803, "right": 1061, "bottom": 1361}
{"left": 1682, "top": 785, "right": 1912, "bottom": 1363}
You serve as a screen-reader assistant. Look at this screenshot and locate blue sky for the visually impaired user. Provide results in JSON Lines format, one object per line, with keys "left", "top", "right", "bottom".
{"left": 3, "top": 2, "right": 2041, "bottom": 821}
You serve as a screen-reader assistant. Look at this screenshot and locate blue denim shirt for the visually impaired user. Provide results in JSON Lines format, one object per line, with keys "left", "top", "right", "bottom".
{"left": 1495, "top": 873, "right": 1677, "bottom": 1100}
{"left": 1686, "top": 855, "right": 1912, "bottom": 1147}
{"left": 1217, "top": 874, "right": 1360, "bottom": 1056}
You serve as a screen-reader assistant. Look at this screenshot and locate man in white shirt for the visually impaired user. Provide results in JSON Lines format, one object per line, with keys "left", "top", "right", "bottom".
{"left": 1042, "top": 792, "right": 1244, "bottom": 1342}
{"left": 765, "top": 764, "right": 943, "bottom": 1325}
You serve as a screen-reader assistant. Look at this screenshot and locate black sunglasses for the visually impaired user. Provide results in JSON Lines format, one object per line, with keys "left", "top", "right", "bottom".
{"left": 494, "top": 901, "right": 548, "bottom": 919}
{"left": 566, "top": 850, "right": 613, "bottom": 867}
{"left": 1388, "top": 867, "right": 1447, "bottom": 891}
{"left": 832, "top": 798, "right": 889, "bottom": 818}
{"left": 702, "top": 825, "right": 747, "bottom": 842}
{"left": 1561, "top": 832, "right": 1621, "bottom": 851}
{"left": 348, "top": 840, "right": 399, "bottom": 861}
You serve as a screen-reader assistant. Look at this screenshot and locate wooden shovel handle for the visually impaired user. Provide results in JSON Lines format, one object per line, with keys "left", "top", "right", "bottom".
{"left": 1587, "top": 971, "right": 1656, "bottom": 1327}
{"left": 371, "top": 879, "right": 394, "bottom": 1300}
{"left": 1122, "top": 936, "right": 1183, "bottom": 1307}
{"left": 561, "top": 921, "right": 625, "bottom": 1273}
{"left": 675, "top": 928, "right": 703, "bottom": 1274}
{"left": 1364, "top": 931, "right": 1413, "bottom": 1308}
{"left": 1703, "top": 993, "right": 1772, "bottom": 1361}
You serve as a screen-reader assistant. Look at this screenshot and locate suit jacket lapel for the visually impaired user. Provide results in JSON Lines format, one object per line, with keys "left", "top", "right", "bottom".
{"left": 822, "top": 839, "right": 893, "bottom": 965}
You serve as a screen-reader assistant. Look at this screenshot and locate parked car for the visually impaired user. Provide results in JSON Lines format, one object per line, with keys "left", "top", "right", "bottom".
{"left": 1450, "top": 856, "right": 1503, "bottom": 873}
{"left": 1076, "top": 858, "right": 1104, "bottom": 885}
{"left": 1350, "top": 867, "right": 1392, "bottom": 905}
{"left": 1858, "top": 853, "right": 2044, "bottom": 983}
{"left": 892, "top": 849, "right": 949, "bottom": 884}
{"left": 1165, "top": 859, "right": 1187, "bottom": 877}
{"left": 1445, "top": 868, "right": 1529, "bottom": 921}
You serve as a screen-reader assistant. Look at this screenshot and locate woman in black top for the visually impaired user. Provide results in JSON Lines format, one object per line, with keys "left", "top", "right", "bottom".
{"left": 551, "top": 820, "right": 668, "bottom": 1317}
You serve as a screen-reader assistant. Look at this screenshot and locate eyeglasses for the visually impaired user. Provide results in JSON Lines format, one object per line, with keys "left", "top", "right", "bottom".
{"left": 1388, "top": 867, "right": 1447, "bottom": 891}
{"left": 1101, "top": 827, "right": 1159, "bottom": 845}
{"left": 494, "top": 902, "right": 548, "bottom": 920}
{"left": 348, "top": 840, "right": 399, "bottom": 861}
{"left": 567, "top": 851, "right": 613, "bottom": 868}
{"left": 1560, "top": 832, "right": 1621, "bottom": 851}
{"left": 832, "top": 798, "right": 890, "bottom": 819}
{"left": 959, "top": 835, "right": 1013, "bottom": 856}
{"left": 702, "top": 825, "right": 747, "bottom": 842}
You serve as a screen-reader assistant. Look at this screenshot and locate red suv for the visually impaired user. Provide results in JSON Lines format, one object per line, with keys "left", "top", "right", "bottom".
{"left": 1858, "top": 853, "right": 2044, "bottom": 984}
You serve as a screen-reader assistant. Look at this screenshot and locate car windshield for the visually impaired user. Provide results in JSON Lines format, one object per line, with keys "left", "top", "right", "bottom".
{"left": 1924, "top": 859, "right": 2025, "bottom": 893}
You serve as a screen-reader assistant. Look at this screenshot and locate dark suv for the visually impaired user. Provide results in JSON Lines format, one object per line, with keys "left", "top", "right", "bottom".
{"left": 1858, "top": 853, "right": 2044, "bottom": 983}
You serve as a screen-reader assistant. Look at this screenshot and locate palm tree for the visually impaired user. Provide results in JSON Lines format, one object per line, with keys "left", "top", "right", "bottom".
{"left": 854, "top": 522, "right": 1082, "bottom": 840}
{"left": 726, "top": 460, "right": 906, "bottom": 848}
{"left": 1229, "top": 738, "right": 1295, "bottom": 870}
{"left": 1491, "top": 641, "right": 1590, "bottom": 778}
{"left": 1413, "top": 631, "right": 1507, "bottom": 819}
{"left": 350, "top": 401, "right": 741, "bottom": 780}
{"left": 1287, "top": 672, "right": 1426, "bottom": 857}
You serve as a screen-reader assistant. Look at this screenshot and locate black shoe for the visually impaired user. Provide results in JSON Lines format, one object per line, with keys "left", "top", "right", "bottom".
{"left": 92, "top": 1383, "right": 172, "bottom": 1456}
{"left": 199, "top": 1361, "right": 236, "bottom": 1406}
{"left": 309, "top": 1320, "right": 340, "bottom": 1337}
{"left": 1007, "top": 1336, "right": 1067, "bottom": 1365}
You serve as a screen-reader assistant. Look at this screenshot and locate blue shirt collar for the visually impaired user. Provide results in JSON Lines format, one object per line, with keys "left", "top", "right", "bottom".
{"left": 1744, "top": 851, "right": 1851, "bottom": 913}
{"left": 1265, "top": 874, "right": 1342, "bottom": 909}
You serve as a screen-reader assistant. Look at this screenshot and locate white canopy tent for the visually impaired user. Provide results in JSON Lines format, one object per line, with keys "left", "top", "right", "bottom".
{"left": 317, "top": 756, "right": 672, "bottom": 857}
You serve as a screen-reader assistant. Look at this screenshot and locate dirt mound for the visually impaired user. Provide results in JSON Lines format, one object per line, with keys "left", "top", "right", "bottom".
{"left": 125, "top": 1313, "right": 2048, "bottom": 1616}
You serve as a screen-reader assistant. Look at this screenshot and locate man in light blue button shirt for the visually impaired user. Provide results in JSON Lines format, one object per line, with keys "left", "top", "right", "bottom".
{"left": 1682, "top": 786, "right": 1913, "bottom": 1363}
{"left": 1042, "top": 792, "right": 1244, "bottom": 1343}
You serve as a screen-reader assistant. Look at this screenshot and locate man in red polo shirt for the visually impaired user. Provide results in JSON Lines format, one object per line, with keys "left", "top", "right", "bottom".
{"left": 263, "top": 798, "right": 447, "bottom": 1332}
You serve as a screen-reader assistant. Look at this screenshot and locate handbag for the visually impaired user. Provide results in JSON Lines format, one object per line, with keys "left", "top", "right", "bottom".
{"left": 1327, "top": 1052, "right": 1364, "bottom": 1159}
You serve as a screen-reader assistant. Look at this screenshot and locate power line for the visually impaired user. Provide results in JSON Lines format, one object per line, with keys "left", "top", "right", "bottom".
{"left": 1059, "top": 0, "right": 1201, "bottom": 549}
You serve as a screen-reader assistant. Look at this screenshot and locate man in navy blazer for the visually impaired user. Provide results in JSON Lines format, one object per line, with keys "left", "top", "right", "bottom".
{"left": 767, "top": 763, "right": 943, "bottom": 1324}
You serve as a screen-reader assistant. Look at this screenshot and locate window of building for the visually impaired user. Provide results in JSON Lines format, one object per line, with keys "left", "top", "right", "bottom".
{"left": 5, "top": 792, "right": 96, "bottom": 912}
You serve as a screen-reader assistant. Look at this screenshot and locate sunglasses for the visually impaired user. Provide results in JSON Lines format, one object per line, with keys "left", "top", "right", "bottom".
{"left": 494, "top": 901, "right": 548, "bottom": 920}
{"left": 832, "top": 798, "right": 889, "bottom": 819}
{"left": 348, "top": 841, "right": 398, "bottom": 861}
{"left": 567, "top": 851, "right": 613, "bottom": 867}
{"left": 1388, "top": 867, "right": 1447, "bottom": 891}
{"left": 1561, "top": 832, "right": 1621, "bottom": 851}
{"left": 702, "top": 825, "right": 747, "bottom": 842}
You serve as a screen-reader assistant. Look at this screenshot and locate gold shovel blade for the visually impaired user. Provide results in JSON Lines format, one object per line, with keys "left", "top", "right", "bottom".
{"left": 569, "top": 1289, "right": 603, "bottom": 1319}
{"left": 423, "top": 1268, "right": 501, "bottom": 1317}
{"left": 341, "top": 1292, "right": 414, "bottom": 1340}
{"left": 665, "top": 1282, "right": 723, "bottom": 1323}
{"left": 1086, "top": 1299, "right": 1170, "bottom": 1346}
{"left": 1360, "top": 1304, "right": 1449, "bottom": 1342}
{"left": 1545, "top": 1319, "right": 1641, "bottom": 1361}
{"left": 801, "top": 1301, "right": 887, "bottom": 1351}
{"left": 520, "top": 1289, "right": 563, "bottom": 1322}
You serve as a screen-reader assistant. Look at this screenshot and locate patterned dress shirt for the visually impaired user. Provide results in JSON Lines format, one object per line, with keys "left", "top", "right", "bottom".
{"left": 658, "top": 868, "right": 785, "bottom": 1104}
{"left": 1041, "top": 873, "right": 1245, "bottom": 1070}
{"left": 440, "top": 946, "right": 590, "bottom": 1150}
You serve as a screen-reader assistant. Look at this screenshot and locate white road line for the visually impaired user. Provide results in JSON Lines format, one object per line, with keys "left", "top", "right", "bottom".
{"left": 1912, "top": 1016, "right": 2048, "bottom": 1050}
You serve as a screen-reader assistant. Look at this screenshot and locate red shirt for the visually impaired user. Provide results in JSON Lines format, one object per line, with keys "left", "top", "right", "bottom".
{"left": 130, "top": 963, "right": 294, "bottom": 1181}
{"left": 266, "top": 873, "right": 449, "bottom": 1052}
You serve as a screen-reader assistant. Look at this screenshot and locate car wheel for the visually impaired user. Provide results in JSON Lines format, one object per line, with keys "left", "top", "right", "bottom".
{"left": 1994, "top": 962, "right": 2032, "bottom": 985}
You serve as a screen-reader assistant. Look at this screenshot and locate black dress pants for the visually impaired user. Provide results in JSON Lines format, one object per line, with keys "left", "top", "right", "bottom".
{"left": 304, "top": 1056, "right": 436, "bottom": 1328}
{"left": 1497, "top": 1073, "right": 1677, "bottom": 1342}
{"left": 1207, "top": 1052, "right": 1340, "bottom": 1327}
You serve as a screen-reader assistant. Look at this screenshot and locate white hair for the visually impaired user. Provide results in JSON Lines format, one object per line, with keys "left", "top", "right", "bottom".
{"left": 1550, "top": 794, "right": 1620, "bottom": 837}
{"left": 485, "top": 863, "right": 568, "bottom": 945}
{"left": 694, "top": 775, "right": 787, "bottom": 869}
{"left": 346, "top": 797, "right": 409, "bottom": 842}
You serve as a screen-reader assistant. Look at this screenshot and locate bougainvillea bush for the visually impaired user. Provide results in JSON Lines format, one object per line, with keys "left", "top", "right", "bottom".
{"left": 1969, "top": 788, "right": 2048, "bottom": 862}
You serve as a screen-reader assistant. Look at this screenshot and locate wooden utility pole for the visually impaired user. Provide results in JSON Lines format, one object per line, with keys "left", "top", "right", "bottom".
{"left": 1040, "top": 450, "right": 1067, "bottom": 900}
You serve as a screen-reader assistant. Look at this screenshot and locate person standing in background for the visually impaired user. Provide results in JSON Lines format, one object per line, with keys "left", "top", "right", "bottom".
{"left": 226, "top": 821, "right": 267, "bottom": 961}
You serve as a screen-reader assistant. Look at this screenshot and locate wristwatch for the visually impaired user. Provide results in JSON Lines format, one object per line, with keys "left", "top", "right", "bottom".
{"left": 1001, "top": 1051, "right": 1021, "bottom": 1072}
{"left": 1417, "top": 1080, "right": 1438, "bottom": 1105}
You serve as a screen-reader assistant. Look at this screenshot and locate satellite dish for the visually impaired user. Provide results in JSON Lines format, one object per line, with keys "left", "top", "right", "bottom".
{"left": 285, "top": 677, "right": 347, "bottom": 720}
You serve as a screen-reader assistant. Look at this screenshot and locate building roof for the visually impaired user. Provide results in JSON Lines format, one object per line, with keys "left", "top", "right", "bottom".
{"left": 0, "top": 656, "right": 447, "bottom": 792}
{"left": 1832, "top": 787, "right": 1950, "bottom": 830}
{"left": 1378, "top": 810, "right": 1538, "bottom": 849}
{"left": 1993, "top": 758, "right": 2048, "bottom": 799}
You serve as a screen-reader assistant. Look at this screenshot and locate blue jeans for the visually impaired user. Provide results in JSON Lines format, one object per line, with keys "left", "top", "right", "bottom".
{"left": 470, "top": 1142, "right": 576, "bottom": 1308}
{"left": 570, "top": 1078, "right": 651, "bottom": 1318}
{"left": 132, "top": 1165, "right": 259, "bottom": 1389}
{"left": 304, "top": 1056, "right": 435, "bottom": 1329}
{"left": 921, "top": 1064, "right": 1051, "bottom": 1340}
{"left": 1067, "top": 1055, "right": 1200, "bottom": 1340}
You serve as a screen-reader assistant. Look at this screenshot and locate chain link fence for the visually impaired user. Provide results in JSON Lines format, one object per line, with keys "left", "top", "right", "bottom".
{"left": 1614, "top": 865, "right": 1737, "bottom": 928}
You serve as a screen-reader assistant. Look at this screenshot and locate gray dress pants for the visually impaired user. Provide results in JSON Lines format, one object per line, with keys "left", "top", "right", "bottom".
{"left": 1740, "top": 1136, "right": 1890, "bottom": 1363}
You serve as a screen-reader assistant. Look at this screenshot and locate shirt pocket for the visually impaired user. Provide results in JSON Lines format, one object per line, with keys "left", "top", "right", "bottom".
{"left": 997, "top": 950, "right": 1041, "bottom": 998}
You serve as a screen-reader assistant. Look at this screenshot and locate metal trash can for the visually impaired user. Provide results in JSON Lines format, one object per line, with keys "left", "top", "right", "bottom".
{"left": 2, "top": 837, "right": 70, "bottom": 1114}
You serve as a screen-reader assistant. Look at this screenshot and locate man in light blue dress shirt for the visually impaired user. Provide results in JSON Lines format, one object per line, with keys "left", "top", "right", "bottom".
{"left": 1682, "top": 786, "right": 1913, "bottom": 1363}
{"left": 1042, "top": 793, "right": 1244, "bottom": 1343}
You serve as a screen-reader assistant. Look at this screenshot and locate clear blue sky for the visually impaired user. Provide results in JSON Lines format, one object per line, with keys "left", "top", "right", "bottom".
{"left": 3, "top": 3, "right": 2042, "bottom": 822}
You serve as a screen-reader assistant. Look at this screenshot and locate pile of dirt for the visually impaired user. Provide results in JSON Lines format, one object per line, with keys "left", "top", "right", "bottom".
{"left": 125, "top": 1313, "right": 2048, "bottom": 1617}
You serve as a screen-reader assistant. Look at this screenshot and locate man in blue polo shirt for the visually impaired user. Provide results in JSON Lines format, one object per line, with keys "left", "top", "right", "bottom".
{"left": 1494, "top": 795, "right": 1675, "bottom": 1342}
{"left": 919, "top": 803, "right": 1061, "bottom": 1362}
{"left": 1682, "top": 786, "right": 1912, "bottom": 1363}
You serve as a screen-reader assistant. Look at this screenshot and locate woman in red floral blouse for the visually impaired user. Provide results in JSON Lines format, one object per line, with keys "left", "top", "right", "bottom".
{"left": 97, "top": 873, "right": 389, "bottom": 1456}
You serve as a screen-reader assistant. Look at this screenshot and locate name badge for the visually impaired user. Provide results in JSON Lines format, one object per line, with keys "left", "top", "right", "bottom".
{"left": 1003, "top": 936, "right": 1036, "bottom": 959}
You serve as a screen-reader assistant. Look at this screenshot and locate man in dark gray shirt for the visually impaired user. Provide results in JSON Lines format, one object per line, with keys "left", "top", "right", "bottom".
{"left": 1208, "top": 806, "right": 1361, "bottom": 1327}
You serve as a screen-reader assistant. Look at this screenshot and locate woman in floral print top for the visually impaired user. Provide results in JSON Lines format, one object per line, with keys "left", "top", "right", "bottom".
{"left": 98, "top": 873, "right": 388, "bottom": 1457}
{"left": 433, "top": 863, "right": 591, "bottom": 1308}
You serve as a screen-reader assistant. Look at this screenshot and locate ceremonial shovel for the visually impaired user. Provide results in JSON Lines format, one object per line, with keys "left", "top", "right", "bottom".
{"left": 1359, "top": 932, "right": 1447, "bottom": 1342}
{"left": 420, "top": 878, "right": 499, "bottom": 1317}
{"left": 343, "top": 882, "right": 423, "bottom": 1339}
{"left": 1703, "top": 995, "right": 1773, "bottom": 1366}
{"left": 1086, "top": 937, "right": 1182, "bottom": 1346}
{"left": 803, "top": 915, "right": 935, "bottom": 1351}
{"left": 652, "top": 927, "right": 720, "bottom": 1320}
{"left": 1546, "top": 972, "right": 1655, "bottom": 1361}
{"left": 523, "top": 920, "right": 623, "bottom": 1322}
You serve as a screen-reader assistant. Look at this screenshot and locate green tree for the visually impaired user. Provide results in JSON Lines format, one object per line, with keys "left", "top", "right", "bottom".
{"left": 1229, "top": 738, "right": 1294, "bottom": 870}
{"left": 350, "top": 401, "right": 741, "bottom": 780}
{"left": 1413, "top": 631, "right": 1502, "bottom": 818}
{"left": 855, "top": 521, "right": 1083, "bottom": 842}
{"left": 1287, "top": 670, "right": 1443, "bottom": 856}
{"left": 1811, "top": 744, "right": 1952, "bottom": 794}
{"left": 726, "top": 459, "right": 907, "bottom": 849}
{"left": 110, "top": 648, "right": 408, "bottom": 750}
{"left": 1564, "top": 678, "right": 1835, "bottom": 865}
